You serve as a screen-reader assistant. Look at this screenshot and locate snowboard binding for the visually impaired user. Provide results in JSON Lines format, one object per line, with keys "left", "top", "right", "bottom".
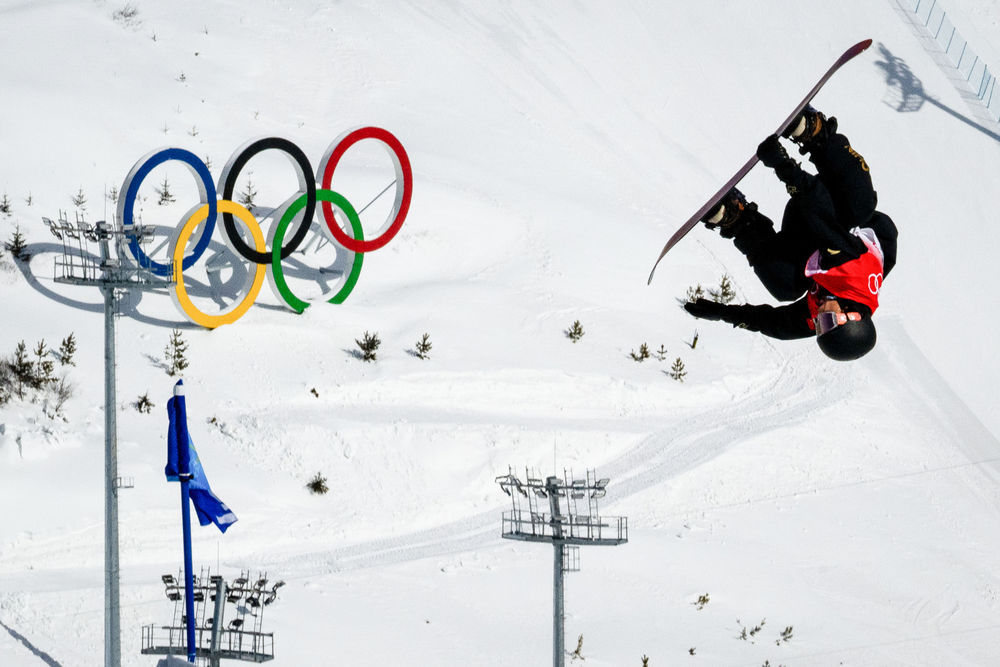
{"left": 783, "top": 105, "right": 837, "bottom": 153}
{"left": 701, "top": 188, "right": 756, "bottom": 238}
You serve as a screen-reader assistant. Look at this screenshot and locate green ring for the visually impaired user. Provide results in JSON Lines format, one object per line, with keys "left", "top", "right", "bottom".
{"left": 271, "top": 189, "right": 364, "bottom": 313}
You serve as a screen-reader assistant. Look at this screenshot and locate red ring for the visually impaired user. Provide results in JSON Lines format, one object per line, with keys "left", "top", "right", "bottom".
{"left": 319, "top": 126, "right": 412, "bottom": 253}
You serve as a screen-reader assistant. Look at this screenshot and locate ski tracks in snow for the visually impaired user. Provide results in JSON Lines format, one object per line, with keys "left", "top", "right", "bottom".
{"left": 273, "top": 356, "right": 844, "bottom": 579}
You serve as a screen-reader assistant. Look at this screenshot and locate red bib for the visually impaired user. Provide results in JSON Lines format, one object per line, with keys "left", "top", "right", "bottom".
{"left": 805, "top": 228, "right": 884, "bottom": 327}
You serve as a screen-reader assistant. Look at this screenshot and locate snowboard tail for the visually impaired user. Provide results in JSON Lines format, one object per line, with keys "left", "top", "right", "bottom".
{"left": 646, "top": 38, "right": 873, "bottom": 285}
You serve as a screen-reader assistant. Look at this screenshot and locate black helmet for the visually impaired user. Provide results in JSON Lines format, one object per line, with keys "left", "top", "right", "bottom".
{"left": 816, "top": 315, "right": 876, "bottom": 361}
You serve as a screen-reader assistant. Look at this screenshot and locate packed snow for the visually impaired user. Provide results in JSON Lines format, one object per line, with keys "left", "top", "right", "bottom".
{"left": 2, "top": 1, "right": 1000, "bottom": 665}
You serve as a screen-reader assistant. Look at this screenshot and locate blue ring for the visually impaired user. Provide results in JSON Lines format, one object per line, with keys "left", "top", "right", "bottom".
{"left": 120, "top": 148, "right": 217, "bottom": 276}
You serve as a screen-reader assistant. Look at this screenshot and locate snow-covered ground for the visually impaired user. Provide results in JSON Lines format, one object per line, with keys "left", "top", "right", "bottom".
{"left": 2, "top": 0, "right": 1000, "bottom": 665}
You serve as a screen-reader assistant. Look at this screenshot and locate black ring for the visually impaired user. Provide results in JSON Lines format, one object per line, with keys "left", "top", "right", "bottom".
{"left": 219, "top": 137, "right": 316, "bottom": 264}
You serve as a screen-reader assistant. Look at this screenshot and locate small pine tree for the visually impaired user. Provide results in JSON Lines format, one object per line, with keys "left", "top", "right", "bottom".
{"left": 239, "top": 173, "right": 258, "bottom": 211}
{"left": 687, "top": 331, "right": 699, "bottom": 350}
{"left": 72, "top": 187, "right": 88, "bottom": 210}
{"left": 306, "top": 472, "right": 329, "bottom": 495}
{"left": 630, "top": 342, "right": 650, "bottom": 362}
{"left": 669, "top": 357, "right": 687, "bottom": 382}
{"left": 565, "top": 320, "right": 584, "bottom": 343}
{"left": 204, "top": 156, "right": 213, "bottom": 171}
{"left": 106, "top": 186, "right": 119, "bottom": 204}
{"left": 641, "top": 656, "right": 650, "bottom": 667}
{"left": 164, "top": 328, "right": 190, "bottom": 376}
{"left": 415, "top": 333, "right": 432, "bottom": 360}
{"left": 135, "top": 392, "right": 154, "bottom": 414}
{"left": 654, "top": 344, "right": 668, "bottom": 361}
{"left": 708, "top": 273, "right": 736, "bottom": 304}
{"left": 686, "top": 284, "right": 705, "bottom": 302}
{"left": 33, "top": 340, "right": 54, "bottom": 385}
{"left": 12, "top": 340, "right": 35, "bottom": 399}
{"left": 570, "top": 635, "right": 584, "bottom": 661}
{"left": 6, "top": 224, "right": 29, "bottom": 261}
{"left": 58, "top": 333, "right": 77, "bottom": 366}
{"left": 0, "top": 193, "right": 11, "bottom": 216}
{"left": 355, "top": 331, "right": 381, "bottom": 362}
{"left": 24, "top": 191, "right": 32, "bottom": 207}
{"left": 155, "top": 176, "right": 175, "bottom": 205}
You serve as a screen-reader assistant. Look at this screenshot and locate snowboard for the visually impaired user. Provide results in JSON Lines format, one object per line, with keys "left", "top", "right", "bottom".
{"left": 646, "top": 38, "right": 873, "bottom": 285}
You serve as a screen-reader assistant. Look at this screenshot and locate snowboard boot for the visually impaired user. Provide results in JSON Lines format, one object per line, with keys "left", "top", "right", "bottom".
{"left": 701, "top": 188, "right": 757, "bottom": 239}
{"left": 783, "top": 105, "right": 837, "bottom": 153}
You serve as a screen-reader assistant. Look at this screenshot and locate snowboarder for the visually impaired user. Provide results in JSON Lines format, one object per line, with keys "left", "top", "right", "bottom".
{"left": 683, "top": 106, "right": 898, "bottom": 361}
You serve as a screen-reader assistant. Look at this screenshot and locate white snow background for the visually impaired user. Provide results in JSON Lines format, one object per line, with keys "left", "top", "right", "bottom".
{"left": 2, "top": 0, "right": 1000, "bottom": 665}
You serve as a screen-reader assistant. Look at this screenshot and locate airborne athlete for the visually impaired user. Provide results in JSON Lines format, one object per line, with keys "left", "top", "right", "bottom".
{"left": 683, "top": 106, "right": 898, "bottom": 361}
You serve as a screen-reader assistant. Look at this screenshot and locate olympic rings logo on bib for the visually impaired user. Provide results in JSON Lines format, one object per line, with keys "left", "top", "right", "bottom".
{"left": 868, "top": 272, "right": 883, "bottom": 295}
{"left": 116, "top": 127, "right": 411, "bottom": 329}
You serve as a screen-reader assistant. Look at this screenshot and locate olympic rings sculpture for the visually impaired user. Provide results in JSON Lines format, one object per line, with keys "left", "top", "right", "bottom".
{"left": 116, "top": 127, "right": 411, "bottom": 329}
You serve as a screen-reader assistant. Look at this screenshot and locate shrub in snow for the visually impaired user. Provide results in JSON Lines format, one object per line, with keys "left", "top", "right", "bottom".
{"left": 164, "top": 328, "right": 189, "bottom": 376}
{"left": 708, "top": 273, "right": 736, "bottom": 304}
{"left": 630, "top": 343, "right": 650, "bottom": 362}
{"left": 5, "top": 224, "right": 29, "bottom": 261}
{"left": 669, "top": 357, "right": 687, "bottom": 382}
{"left": 306, "top": 473, "right": 329, "bottom": 495}
{"left": 58, "top": 333, "right": 77, "bottom": 367}
{"left": 71, "top": 187, "right": 87, "bottom": 211}
{"left": 565, "top": 320, "right": 584, "bottom": 343}
{"left": 355, "top": 331, "right": 381, "bottom": 362}
{"left": 135, "top": 393, "right": 154, "bottom": 414}
{"left": 414, "top": 333, "right": 432, "bottom": 359}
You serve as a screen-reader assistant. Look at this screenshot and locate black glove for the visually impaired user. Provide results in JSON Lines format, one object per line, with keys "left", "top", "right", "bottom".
{"left": 756, "top": 134, "right": 789, "bottom": 169}
{"left": 683, "top": 298, "right": 728, "bottom": 321}
{"left": 758, "top": 135, "right": 808, "bottom": 193}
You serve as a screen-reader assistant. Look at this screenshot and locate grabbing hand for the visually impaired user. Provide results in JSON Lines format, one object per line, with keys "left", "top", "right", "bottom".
{"left": 756, "top": 134, "right": 789, "bottom": 169}
{"left": 683, "top": 298, "right": 728, "bottom": 321}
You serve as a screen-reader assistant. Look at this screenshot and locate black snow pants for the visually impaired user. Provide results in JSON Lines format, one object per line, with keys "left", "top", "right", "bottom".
{"left": 730, "top": 132, "right": 898, "bottom": 303}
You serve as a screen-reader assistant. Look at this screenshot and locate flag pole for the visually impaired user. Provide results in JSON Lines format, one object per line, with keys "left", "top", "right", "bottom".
{"left": 173, "top": 380, "right": 198, "bottom": 663}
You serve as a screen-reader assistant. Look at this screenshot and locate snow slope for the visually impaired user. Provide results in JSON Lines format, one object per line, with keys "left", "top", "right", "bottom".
{"left": 2, "top": 0, "right": 1000, "bottom": 665}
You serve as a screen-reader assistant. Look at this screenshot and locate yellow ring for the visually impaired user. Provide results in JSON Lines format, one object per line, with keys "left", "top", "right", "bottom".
{"left": 171, "top": 200, "right": 266, "bottom": 329}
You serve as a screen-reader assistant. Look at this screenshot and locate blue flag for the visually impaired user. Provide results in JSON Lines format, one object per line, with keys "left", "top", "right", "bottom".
{"left": 166, "top": 380, "right": 238, "bottom": 533}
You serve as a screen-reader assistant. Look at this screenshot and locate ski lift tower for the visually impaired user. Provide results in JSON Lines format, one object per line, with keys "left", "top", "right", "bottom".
{"left": 496, "top": 467, "right": 628, "bottom": 667}
{"left": 45, "top": 211, "right": 173, "bottom": 667}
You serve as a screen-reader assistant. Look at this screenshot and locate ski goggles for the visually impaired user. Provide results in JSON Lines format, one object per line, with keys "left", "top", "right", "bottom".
{"left": 814, "top": 310, "right": 863, "bottom": 336}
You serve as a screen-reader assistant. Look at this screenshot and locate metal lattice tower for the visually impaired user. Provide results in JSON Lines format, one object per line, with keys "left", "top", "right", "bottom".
{"left": 45, "top": 211, "right": 173, "bottom": 667}
{"left": 496, "top": 467, "right": 628, "bottom": 667}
